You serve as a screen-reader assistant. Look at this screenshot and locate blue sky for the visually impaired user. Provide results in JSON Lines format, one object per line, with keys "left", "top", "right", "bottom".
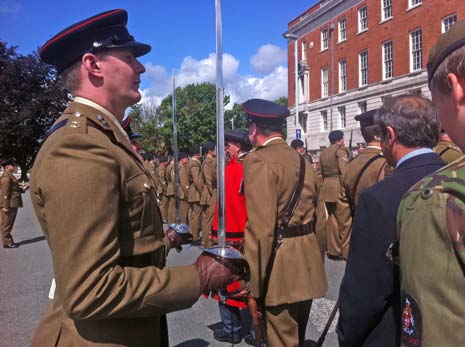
{"left": 0, "top": 0, "right": 317, "bottom": 107}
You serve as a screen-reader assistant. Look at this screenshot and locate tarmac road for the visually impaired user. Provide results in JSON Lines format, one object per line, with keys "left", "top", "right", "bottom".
{"left": 0, "top": 192, "right": 344, "bottom": 347}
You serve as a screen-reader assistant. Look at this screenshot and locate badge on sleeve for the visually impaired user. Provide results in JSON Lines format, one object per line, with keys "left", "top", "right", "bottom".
{"left": 401, "top": 292, "right": 422, "bottom": 347}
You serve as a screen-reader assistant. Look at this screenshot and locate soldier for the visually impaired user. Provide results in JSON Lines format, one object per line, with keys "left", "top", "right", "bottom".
{"left": 433, "top": 129, "right": 462, "bottom": 163}
{"left": 187, "top": 145, "right": 203, "bottom": 242}
{"left": 342, "top": 109, "right": 387, "bottom": 210}
{"left": 397, "top": 19, "right": 465, "bottom": 346}
{"left": 316, "top": 130, "right": 352, "bottom": 260}
{"left": 157, "top": 155, "right": 169, "bottom": 223}
{"left": 242, "top": 99, "right": 327, "bottom": 347}
{"left": 165, "top": 157, "right": 175, "bottom": 223}
{"left": 290, "top": 138, "right": 313, "bottom": 163}
{"left": 178, "top": 151, "right": 190, "bottom": 224}
{"left": 200, "top": 141, "right": 217, "bottom": 247}
{"left": 0, "top": 158, "right": 28, "bottom": 248}
{"left": 32, "top": 9, "right": 240, "bottom": 346}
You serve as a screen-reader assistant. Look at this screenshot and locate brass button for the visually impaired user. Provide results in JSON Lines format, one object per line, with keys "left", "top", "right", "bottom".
{"left": 144, "top": 182, "right": 150, "bottom": 189}
{"left": 421, "top": 188, "right": 433, "bottom": 200}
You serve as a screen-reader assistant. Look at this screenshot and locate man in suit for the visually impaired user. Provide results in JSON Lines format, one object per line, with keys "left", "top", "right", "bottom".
{"left": 187, "top": 145, "right": 203, "bottom": 242}
{"left": 316, "top": 130, "right": 352, "bottom": 260}
{"left": 337, "top": 95, "right": 444, "bottom": 347}
{"left": 32, "top": 9, "right": 241, "bottom": 346}
{"left": 243, "top": 99, "right": 327, "bottom": 347}
{"left": 200, "top": 141, "right": 216, "bottom": 247}
{"left": 0, "top": 158, "right": 28, "bottom": 248}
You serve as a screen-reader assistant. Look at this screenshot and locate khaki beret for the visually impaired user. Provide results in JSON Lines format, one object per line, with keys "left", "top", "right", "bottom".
{"left": 427, "top": 19, "right": 465, "bottom": 86}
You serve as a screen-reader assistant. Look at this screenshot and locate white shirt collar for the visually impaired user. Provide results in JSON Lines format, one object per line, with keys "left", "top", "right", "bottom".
{"left": 262, "top": 136, "right": 283, "bottom": 146}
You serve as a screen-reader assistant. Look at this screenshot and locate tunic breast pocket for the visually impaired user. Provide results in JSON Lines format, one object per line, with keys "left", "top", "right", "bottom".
{"left": 123, "top": 172, "right": 161, "bottom": 242}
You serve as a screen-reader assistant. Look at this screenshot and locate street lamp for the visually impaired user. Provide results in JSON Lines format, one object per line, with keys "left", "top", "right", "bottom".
{"left": 284, "top": 33, "right": 300, "bottom": 139}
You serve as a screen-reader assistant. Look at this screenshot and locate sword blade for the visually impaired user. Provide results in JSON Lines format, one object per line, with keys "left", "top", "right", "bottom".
{"left": 172, "top": 72, "right": 180, "bottom": 224}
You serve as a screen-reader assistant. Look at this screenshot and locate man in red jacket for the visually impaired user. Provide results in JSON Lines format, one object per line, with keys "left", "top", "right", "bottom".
{"left": 211, "top": 129, "right": 253, "bottom": 344}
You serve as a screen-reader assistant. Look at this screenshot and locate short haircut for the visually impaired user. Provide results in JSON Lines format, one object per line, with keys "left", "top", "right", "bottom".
{"left": 61, "top": 60, "right": 82, "bottom": 92}
{"left": 375, "top": 95, "right": 439, "bottom": 148}
{"left": 252, "top": 118, "right": 284, "bottom": 136}
{"left": 430, "top": 46, "right": 465, "bottom": 95}
{"left": 360, "top": 123, "right": 382, "bottom": 143}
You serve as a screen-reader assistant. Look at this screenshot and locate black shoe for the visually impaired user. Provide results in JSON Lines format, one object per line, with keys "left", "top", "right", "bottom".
{"left": 191, "top": 238, "right": 202, "bottom": 246}
{"left": 244, "top": 334, "right": 256, "bottom": 346}
{"left": 327, "top": 254, "right": 345, "bottom": 261}
{"left": 213, "top": 329, "right": 241, "bottom": 344}
{"left": 3, "top": 243, "right": 18, "bottom": 248}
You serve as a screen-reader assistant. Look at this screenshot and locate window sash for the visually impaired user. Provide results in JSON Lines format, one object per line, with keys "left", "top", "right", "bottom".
{"left": 442, "top": 14, "right": 457, "bottom": 33}
{"left": 321, "top": 111, "right": 328, "bottom": 131}
{"left": 410, "top": 29, "right": 422, "bottom": 71}
{"left": 360, "top": 51, "right": 368, "bottom": 86}
{"left": 383, "top": 41, "right": 393, "bottom": 79}
{"left": 322, "top": 68, "right": 329, "bottom": 97}
{"left": 339, "top": 60, "right": 347, "bottom": 92}
{"left": 321, "top": 29, "right": 329, "bottom": 50}
{"left": 338, "top": 18, "right": 347, "bottom": 41}
{"left": 359, "top": 7, "right": 368, "bottom": 31}
{"left": 339, "top": 107, "right": 346, "bottom": 128}
{"left": 382, "top": 0, "right": 392, "bottom": 20}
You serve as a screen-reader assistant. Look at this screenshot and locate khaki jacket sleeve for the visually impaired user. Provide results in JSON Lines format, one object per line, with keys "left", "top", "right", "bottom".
{"left": 0, "top": 176, "right": 11, "bottom": 208}
{"left": 35, "top": 134, "right": 200, "bottom": 320}
{"left": 179, "top": 166, "right": 189, "bottom": 198}
{"left": 204, "top": 160, "right": 215, "bottom": 195}
{"left": 192, "top": 164, "right": 203, "bottom": 193}
{"left": 243, "top": 153, "right": 278, "bottom": 299}
{"left": 337, "top": 147, "right": 349, "bottom": 179}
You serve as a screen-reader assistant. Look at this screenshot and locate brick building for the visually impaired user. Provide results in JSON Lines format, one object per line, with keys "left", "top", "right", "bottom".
{"left": 283, "top": 0, "right": 464, "bottom": 152}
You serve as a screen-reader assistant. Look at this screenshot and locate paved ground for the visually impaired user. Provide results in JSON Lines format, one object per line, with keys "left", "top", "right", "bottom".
{"left": 0, "top": 192, "right": 345, "bottom": 347}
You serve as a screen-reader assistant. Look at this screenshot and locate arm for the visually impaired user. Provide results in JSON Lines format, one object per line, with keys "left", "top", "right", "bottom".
{"left": 337, "top": 147, "right": 349, "bottom": 178}
{"left": 243, "top": 153, "right": 278, "bottom": 299}
{"left": 204, "top": 159, "right": 215, "bottom": 195}
{"left": 337, "top": 190, "right": 396, "bottom": 346}
{"left": 192, "top": 163, "right": 203, "bottom": 194}
{"left": 0, "top": 176, "right": 11, "bottom": 209}
{"left": 34, "top": 133, "right": 200, "bottom": 320}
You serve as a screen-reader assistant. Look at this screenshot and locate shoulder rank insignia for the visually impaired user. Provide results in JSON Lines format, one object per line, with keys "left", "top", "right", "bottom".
{"left": 96, "top": 115, "right": 111, "bottom": 129}
{"left": 70, "top": 120, "right": 81, "bottom": 128}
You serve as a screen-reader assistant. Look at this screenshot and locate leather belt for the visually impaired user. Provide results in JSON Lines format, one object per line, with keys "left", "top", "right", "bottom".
{"left": 280, "top": 222, "right": 314, "bottom": 239}
{"left": 210, "top": 230, "right": 244, "bottom": 239}
{"left": 323, "top": 172, "right": 339, "bottom": 178}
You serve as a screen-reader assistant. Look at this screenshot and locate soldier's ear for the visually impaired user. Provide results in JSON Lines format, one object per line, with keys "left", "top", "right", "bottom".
{"left": 82, "top": 53, "right": 103, "bottom": 77}
{"left": 447, "top": 73, "right": 465, "bottom": 105}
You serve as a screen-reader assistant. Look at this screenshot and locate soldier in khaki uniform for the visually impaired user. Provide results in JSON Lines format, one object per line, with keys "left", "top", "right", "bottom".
{"left": 187, "top": 146, "right": 202, "bottom": 241}
{"left": 343, "top": 109, "right": 387, "bottom": 209}
{"left": 397, "top": 20, "right": 465, "bottom": 346}
{"left": 32, "top": 10, "right": 240, "bottom": 346}
{"left": 0, "top": 158, "right": 27, "bottom": 248}
{"left": 242, "top": 99, "right": 327, "bottom": 347}
{"left": 316, "top": 130, "right": 352, "bottom": 260}
{"left": 433, "top": 129, "right": 462, "bottom": 163}
{"left": 157, "top": 156, "right": 169, "bottom": 222}
{"left": 165, "top": 158, "right": 175, "bottom": 223}
{"left": 178, "top": 152, "right": 190, "bottom": 224}
{"left": 200, "top": 141, "right": 216, "bottom": 247}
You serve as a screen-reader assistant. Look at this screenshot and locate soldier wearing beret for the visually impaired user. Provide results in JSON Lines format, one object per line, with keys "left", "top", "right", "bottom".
{"left": 242, "top": 98, "right": 327, "bottom": 347}
{"left": 200, "top": 141, "right": 217, "bottom": 247}
{"left": 187, "top": 146, "right": 203, "bottom": 242}
{"left": 433, "top": 129, "right": 463, "bottom": 163}
{"left": 0, "top": 159, "right": 28, "bottom": 248}
{"left": 32, "top": 9, "right": 241, "bottom": 346}
{"left": 316, "top": 130, "right": 352, "bottom": 260}
{"left": 397, "top": 19, "right": 465, "bottom": 346}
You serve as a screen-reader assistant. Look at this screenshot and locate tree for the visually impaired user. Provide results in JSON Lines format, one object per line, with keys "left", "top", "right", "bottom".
{"left": 0, "top": 41, "right": 70, "bottom": 180}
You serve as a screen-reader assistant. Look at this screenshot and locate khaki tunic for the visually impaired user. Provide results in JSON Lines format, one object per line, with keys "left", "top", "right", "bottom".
{"left": 243, "top": 138, "right": 327, "bottom": 347}
{"left": 166, "top": 163, "right": 176, "bottom": 224}
{"left": 0, "top": 171, "right": 23, "bottom": 246}
{"left": 433, "top": 139, "right": 463, "bottom": 164}
{"left": 187, "top": 158, "right": 202, "bottom": 239}
{"left": 178, "top": 162, "right": 189, "bottom": 224}
{"left": 156, "top": 165, "right": 168, "bottom": 222}
{"left": 30, "top": 101, "right": 200, "bottom": 347}
{"left": 200, "top": 155, "right": 217, "bottom": 246}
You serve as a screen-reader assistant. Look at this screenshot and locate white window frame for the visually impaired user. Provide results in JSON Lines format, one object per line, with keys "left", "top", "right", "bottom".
{"left": 338, "top": 106, "right": 347, "bottom": 129}
{"left": 339, "top": 59, "right": 347, "bottom": 93}
{"left": 381, "top": 0, "right": 392, "bottom": 21}
{"left": 321, "top": 67, "right": 329, "bottom": 97}
{"left": 408, "top": 0, "right": 422, "bottom": 9}
{"left": 358, "top": 101, "right": 367, "bottom": 114}
{"left": 410, "top": 29, "right": 422, "bottom": 72}
{"left": 321, "top": 110, "right": 328, "bottom": 131}
{"left": 301, "top": 40, "right": 307, "bottom": 61}
{"left": 321, "top": 29, "right": 329, "bottom": 51}
{"left": 442, "top": 14, "right": 457, "bottom": 33}
{"left": 338, "top": 17, "right": 347, "bottom": 42}
{"left": 382, "top": 40, "right": 393, "bottom": 80}
{"left": 359, "top": 50, "right": 368, "bottom": 87}
{"left": 358, "top": 6, "right": 368, "bottom": 32}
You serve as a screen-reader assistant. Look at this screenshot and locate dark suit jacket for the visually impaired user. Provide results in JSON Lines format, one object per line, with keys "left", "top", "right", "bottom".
{"left": 337, "top": 152, "right": 445, "bottom": 347}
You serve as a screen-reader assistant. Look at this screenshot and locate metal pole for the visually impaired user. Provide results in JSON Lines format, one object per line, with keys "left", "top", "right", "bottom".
{"left": 215, "top": 0, "right": 226, "bottom": 249}
{"left": 172, "top": 72, "right": 180, "bottom": 224}
{"left": 294, "top": 38, "right": 300, "bottom": 138}
{"left": 330, "top": 22, "right": 335, "bottom": 131}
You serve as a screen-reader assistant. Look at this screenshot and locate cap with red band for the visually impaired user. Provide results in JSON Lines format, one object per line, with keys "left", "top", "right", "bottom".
{"left": 241, "top": 98, "right": 290, "bottom": 122}
{"left": 39, "top": 9, "right": 151, "bottom": 74}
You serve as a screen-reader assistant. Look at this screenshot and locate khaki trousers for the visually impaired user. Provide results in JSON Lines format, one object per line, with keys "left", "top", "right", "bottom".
{"left": 188, "top": 202, "right": 202, "bottom": 240}
{"left": 326, "top": 193, "right": 352, "bottom": 259}
{"left": 201, "top": 195, "right": 216, "bottom": 247}
{"left": 1, "top": 207, "right": 18, "bottom": 246}
{"left": 265, "top": 300, "right": 312, "bottom": 347}
{"left": 179, "top": 199, "right": 189, "bottom": 225}
{"left": 159, "top": 194, "right": 169, "bottom": 223}
{"left": 167, "top": 196, "right": 175, "bottom": 224}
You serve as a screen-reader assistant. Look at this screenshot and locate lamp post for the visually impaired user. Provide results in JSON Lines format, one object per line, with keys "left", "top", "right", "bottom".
{"left": 329, "top": 22, "right": 335, "bottom": 131}
{"left": 284, "top": 33, "right": 300, "bottom": 139}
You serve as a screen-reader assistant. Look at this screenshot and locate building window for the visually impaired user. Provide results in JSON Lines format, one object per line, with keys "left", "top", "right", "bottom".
{"left": 359, "top": 50, "right": 368, "bottom": 86}
{"left": 338, "top": 18, "right": 347, "bottom": 42}
{"left": 383, "top": 41, "right": 393, "bottom": 80}
{"left": 358, "top": 101, "right": 367, "bottom": 114}
{"left": 442, "top": 14, "right": 457, "bottom": 33}
{"left": 338, "top": 106, "right": 347, "bottom": 128}
{"left": 382, "top": 0, "right": 392, "bottom": 21}
{"left": 410, "top": 29, "right": 422, "bottom": 72}
{"left": 358, "top": 6, "right": 368, "bottom": 32}
{"left": 339, "top": 59, "right": 347, "bottom": 93}
{"left": 321, "top": 110, "right": 328, "bottom": 131}
{"left": 301, "top": 40, "right": 307, "bottom": 61}
{"left": 321, "top": 29, "right": 329, "bottom": 50}
{"left": 321, "top": 67, "right": 329, "bottom": 97}
{"left": 409, "top": 0, "right": 422, "bottom": 9}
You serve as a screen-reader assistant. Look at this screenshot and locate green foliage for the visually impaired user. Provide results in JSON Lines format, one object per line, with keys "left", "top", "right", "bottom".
{"left": 0, "top": 41, "right": 70, "bottom": 180}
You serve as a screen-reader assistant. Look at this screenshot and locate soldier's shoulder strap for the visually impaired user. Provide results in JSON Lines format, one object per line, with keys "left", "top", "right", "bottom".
{"left": 439, "top": 143, "right": 462, "bottom": 156}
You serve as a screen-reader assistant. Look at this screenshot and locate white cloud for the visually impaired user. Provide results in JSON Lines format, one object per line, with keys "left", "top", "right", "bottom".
{"left": 140, "top": 51, "right": 288, "bottom": 110}
{"left": 250, "top": 44, "right": 287, "bottom": 74}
